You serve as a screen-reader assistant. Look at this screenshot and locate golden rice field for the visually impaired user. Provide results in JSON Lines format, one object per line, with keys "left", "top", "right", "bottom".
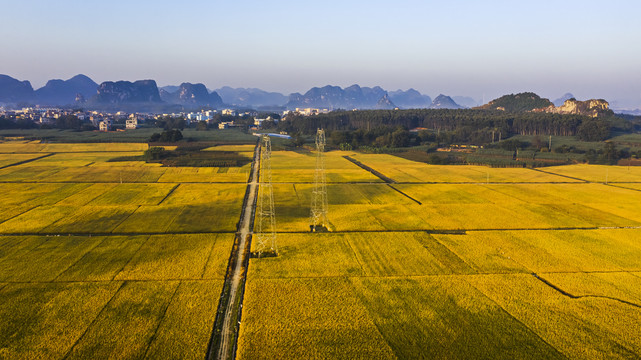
{"left": 241, "top": 150, "right": 641, "bottom": 359}
{"left": 0, "top": 142, "right": 241, "bottom": 359}
{"left": 1, "top": 142, "right": 641, "bottom": 359}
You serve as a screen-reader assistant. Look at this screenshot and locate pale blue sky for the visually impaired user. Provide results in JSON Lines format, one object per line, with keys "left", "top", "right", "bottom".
{"left": 3, "top": 0, "right": 641, "bottom": 107}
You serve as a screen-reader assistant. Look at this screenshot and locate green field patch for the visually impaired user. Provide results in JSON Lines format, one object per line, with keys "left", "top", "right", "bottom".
{"left": 350, "top": 276, "right": 566, "bottom": 359}
{"left": 64, "top": 281, "right": 179, "bottom": 360}
{"left": 468, "top": 273, "right": 641, "bottom": 359}
{"left": 249, "top": 233, "right": 363, "bottom": 278}
{"left": 0, "top": 282, "right": 123, "bottom": 359}
{"left": 238, "top": 277, "right": 395, "bottom": 360}
{"left": 0, "top": 235, "right": 103, "bottom": 281}
{"left": 43, "top": 206, "right": 139, "bottom": 234}
{"left": 144, "top": 280, "right": 223, "bottom": 359}
{"left": 57, "top": 235, "right": 150, "bottom": 281}
{"left": 114, "top": 234, "right": 218, "bottom": 280}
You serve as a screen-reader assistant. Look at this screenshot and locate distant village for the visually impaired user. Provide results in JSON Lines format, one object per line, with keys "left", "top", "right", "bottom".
{"left": 0, "top": 106, "right": 331, "bottom": 132}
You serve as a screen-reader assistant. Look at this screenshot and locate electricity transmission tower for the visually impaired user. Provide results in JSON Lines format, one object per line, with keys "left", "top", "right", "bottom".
{"left": 310, "top": 129, "right": 328, "bottom": 231}
{"left": 256, "top": 135, "right": 277, "bottom": 257}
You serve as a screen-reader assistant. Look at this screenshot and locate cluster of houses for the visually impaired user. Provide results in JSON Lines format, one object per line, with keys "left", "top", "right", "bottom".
{"left": 1, "top": 106, "right": 329, "bottom": 132}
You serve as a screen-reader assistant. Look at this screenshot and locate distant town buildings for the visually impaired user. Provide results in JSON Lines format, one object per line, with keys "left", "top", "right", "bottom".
{"left": 99, "top": 119, "right": 112, "bottom": 131}
{"left": 218, "top": 121, "right": 241, "bottom": 129}
{"left": 0, "top": 105, "right": 299, "bottom": 132}
{"left": 125, "top": 118, "right": 138, "bottom": 129}
{"left": 294, "top": 108, "right": 329, "bottom": 116}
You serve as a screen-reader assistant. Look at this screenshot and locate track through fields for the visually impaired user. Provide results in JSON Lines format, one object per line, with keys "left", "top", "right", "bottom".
{"left": 207, "top": 141, "right": 260, "bottom": 360}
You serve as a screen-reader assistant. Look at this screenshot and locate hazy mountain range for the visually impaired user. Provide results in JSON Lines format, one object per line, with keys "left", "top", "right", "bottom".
{"left": 0, "top": 74, "right": 478, "bottom": 111}
{"left": 1, "top": 74, "right": 627, "bottom": 115}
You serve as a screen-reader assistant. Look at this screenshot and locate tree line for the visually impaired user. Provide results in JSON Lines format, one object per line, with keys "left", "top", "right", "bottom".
{"left": 277, "top": 109, "right": 623, "bottom": 147}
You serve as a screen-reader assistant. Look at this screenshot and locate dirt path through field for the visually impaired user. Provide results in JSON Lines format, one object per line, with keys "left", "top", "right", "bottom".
{"left": 213, "top": 142, "right": 260, "bottom": 360}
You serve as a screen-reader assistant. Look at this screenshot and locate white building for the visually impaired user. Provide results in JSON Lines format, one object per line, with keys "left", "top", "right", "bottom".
{"left": 99, "top": 120, "right": 112, "bottom": 132}
{"left": 219, "top": 121, "right": 237, "bottom": 129}
{"left": 126, "top": 118, "right": 138, "bottom": 130}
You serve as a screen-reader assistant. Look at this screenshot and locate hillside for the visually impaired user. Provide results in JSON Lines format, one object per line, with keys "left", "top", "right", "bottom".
{"left": 34, "top": 74, "right": 98, "bottom": 105}
{"left": 479, "top": 92, "right": 553, "bottom": 112}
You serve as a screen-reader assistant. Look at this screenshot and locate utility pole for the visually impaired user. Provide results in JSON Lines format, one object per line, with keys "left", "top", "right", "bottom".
{"left": 310, "top": 129, "right": 328, "bottom": 232}
{"left": 256, "top": 135, "right": 277, "bottom": 257}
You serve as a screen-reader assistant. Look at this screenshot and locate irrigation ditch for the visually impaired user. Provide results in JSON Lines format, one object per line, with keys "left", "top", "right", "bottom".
{"left": 533, "top": 273, "right": 641, "bottom": 309}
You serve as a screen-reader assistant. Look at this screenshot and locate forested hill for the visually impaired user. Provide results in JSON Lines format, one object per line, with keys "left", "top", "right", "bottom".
{"left": 477, "top": 92, "right": 553, "bottom": 112}
{"left": 281, "top": 109, "right": 631, "bottom": 143}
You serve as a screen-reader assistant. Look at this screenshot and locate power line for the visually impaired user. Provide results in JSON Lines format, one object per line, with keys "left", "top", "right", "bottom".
{"left": 310, "top": 129, "right": 328, "bottom": 232}
{"left": 255, "top": 135, "right": 277, "bottom": 257}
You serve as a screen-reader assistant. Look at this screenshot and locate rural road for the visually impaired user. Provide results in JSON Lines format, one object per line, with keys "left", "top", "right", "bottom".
{"left": 216, "top": 142, "right": 260, "bottom": 360}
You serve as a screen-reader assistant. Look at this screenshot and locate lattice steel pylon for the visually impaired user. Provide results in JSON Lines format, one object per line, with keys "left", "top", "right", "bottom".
{"left": 256, "top": 135, "right": 277, "bottom": 257}
{"left": 310, "top": 129, "right": 328, "bottom": 231}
